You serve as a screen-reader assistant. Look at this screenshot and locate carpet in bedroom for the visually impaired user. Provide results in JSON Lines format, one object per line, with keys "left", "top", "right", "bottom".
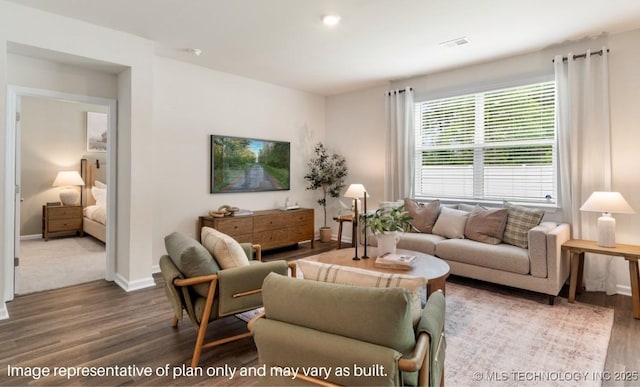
{"left": 16, "top": 237, "right": 105, "bottom": 295}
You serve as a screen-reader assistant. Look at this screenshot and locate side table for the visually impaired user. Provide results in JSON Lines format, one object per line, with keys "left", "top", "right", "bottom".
{"left": 333, "top": 215, "right": 356, "bottom": 249}
{"left": 561, "top": 239, "right": 640, "bottom": 319}
{"left": 42, "top": 204, "right": 83, "bottom": 241}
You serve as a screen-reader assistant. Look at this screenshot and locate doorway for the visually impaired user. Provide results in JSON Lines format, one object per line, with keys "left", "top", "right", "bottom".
{"left": 4, "top": 86, "right": 117, "bottom": 301}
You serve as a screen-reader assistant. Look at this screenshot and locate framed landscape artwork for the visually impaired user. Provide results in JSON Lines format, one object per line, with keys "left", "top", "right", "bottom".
{"left": 87, "top": 111, "right": 107, "bottom": 152}
{"left": 210, "top": 134, "right": 290, "bottom": 193}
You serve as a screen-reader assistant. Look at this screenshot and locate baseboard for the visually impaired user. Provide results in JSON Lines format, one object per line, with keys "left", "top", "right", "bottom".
{"left": 0, "top": 302, "right": 9, "bottom": 320}
{"left": 616, "top": 284, "right": 632, "bottom": 297}
{"left": 151, "top": 264, "right": 160, "bottom": 274}
{"left": 114, "top": 273, "right": 156, "bottom": 292}
{"left": 20, "top": 234, "right": 42, "bottom": 241}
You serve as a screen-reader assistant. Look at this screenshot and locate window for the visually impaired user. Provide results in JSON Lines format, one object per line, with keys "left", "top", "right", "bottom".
{"left": 414, "top": 81, "right": 557, "bottom": 205}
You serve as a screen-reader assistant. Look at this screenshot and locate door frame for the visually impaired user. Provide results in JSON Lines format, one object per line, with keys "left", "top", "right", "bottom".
{"left": 3, "top": 85, "right": 117, "bottom": 303}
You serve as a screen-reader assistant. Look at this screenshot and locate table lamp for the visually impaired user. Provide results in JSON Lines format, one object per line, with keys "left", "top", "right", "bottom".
{"left": 580, "top": 191, "right": 634, "bottom": 247}
{"left": 344, "top": 183, "right": 369, "bottom": 260}
{"left": 52, "top": 171, "right": 85, "bottom": 206}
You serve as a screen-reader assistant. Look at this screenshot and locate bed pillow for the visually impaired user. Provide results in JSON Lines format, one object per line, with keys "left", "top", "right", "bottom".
{"left": 464, "top": 206, "right": 508, "bottom": 245}
{"left": 94, "top": 180, "right": 107, "bottom": 188}
{"left": 404, "top": 198, "right": 440, "bottom": 233}
{"left": 201, "top": 227, "right": 250, "bottom": 269}
{"left": 502, "top": 202, "right": 544, "bottom": 249}
{"left": 432, "top": 207, "right": 469, "bottom": 239}
{"left": 297, "top": 260, "right": 425, "bottom": 325}
{"left": 91, "top": 186, "right": 107, "bottom": 207}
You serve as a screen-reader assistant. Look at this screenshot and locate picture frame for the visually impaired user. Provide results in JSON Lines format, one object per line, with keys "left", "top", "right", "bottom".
{"left": 87, "top": 112, "right": 107, "bottom": 152}
{"left": 210, "top": 134, "right": 290, "bottom": 193}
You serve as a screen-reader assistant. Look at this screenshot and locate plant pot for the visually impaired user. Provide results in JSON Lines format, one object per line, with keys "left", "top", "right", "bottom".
{"left": 319, "top": 227, "right": 332, "bottom": 243}
{"left": 375, "top": 231, "right": 400, "bottom": 255}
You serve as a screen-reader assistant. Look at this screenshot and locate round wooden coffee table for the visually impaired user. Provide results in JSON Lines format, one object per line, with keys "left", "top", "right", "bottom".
{"left": 299, "top": 246, "right": 450, "bottom": 296}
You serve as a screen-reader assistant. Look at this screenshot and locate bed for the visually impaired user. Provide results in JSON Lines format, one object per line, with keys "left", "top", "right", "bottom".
{"left": 81, "top": 158, "right": 107, "bottom": 243}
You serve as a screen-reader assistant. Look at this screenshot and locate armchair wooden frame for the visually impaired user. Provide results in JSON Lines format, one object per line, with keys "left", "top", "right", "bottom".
{"left": 170, "top": 245, "right": 298, "bottom": 368}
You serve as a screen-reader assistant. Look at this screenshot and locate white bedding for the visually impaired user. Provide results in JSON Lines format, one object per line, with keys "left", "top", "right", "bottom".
{"left": 84, "top": 205, "right": 107, "bottom": 225}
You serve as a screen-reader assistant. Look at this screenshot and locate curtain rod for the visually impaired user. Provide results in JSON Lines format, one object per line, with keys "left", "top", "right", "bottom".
{"left": 386, "top": 87, "right": 413, "bottom": 96}
{"left": 552, "top": 48, "right": 610, "bottom": 63}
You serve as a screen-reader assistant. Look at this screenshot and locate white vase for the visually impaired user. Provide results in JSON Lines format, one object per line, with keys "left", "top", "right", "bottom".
{"left": 376, "top": 232, "right": 400, "bottom": 255}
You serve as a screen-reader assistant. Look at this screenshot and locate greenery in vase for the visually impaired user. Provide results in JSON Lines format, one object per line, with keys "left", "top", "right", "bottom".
{"left": 363, "top": 204, "right": 414, "bottom": 235}
{"left": 303, "top": 143, "right": 348, "bottom": 227}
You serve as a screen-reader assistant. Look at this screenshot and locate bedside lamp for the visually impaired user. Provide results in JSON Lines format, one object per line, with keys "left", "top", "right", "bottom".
{"left": 52, "top": 171, "right": 85, "bottom": 206}
{"left": 580, "top": 191, "right": 634, "bottom": 247}
{"left": 344, "top": 184, "right": 369, "bottom": 260}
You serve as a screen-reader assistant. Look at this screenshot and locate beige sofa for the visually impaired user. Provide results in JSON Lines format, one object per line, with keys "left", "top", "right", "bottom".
{"left": 370, "top": 200, "right": 571, "bottom": 304}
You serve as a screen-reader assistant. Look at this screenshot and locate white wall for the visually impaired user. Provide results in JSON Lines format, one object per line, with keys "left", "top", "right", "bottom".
{"left": 151, "top": 56, "right": 326, "bottom": 263}
{"left": 326, "top": 30, "right": 640, "bottom": 293}
{"left": 324, "top": 84, "right": 388, "bottom": 241}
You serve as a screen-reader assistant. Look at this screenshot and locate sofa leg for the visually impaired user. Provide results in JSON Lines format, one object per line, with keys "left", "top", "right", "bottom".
{"left": 548, "top": 295, "right": 555, "bottom": 305}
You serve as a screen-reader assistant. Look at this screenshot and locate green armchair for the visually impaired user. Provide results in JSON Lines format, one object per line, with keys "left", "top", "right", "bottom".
{"left": 160, "top": 231, "right": 289, "bottom": 367}
{"left": 250, "top": 273, "right": 446, "bottom": 386}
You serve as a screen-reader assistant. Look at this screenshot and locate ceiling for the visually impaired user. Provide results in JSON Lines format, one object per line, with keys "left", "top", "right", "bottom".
{"left": 7, "top": 0, "right": 640, "bottom": 96}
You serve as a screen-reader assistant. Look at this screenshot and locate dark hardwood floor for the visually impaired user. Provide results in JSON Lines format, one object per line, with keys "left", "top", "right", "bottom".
{"left": 1, "top": 240, "right": 638, "bottom": 386}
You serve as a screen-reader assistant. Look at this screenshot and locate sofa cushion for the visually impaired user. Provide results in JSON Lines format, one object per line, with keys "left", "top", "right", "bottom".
{"left": 397, "top": 232, "right": 445, "bottom": 256}
{"left": 432, "top": 206, "right": 469, "bottom": 239}
{"left": 436, "top": 239, "right": 530, "bottom": 275}
{"left": 464, "top": 206, "right": 509, "bottom": 245}
{"left": 201, "top": 227, "right": 250, "bottom": 269}
{"left": 297, "top": 260, "right": 425, "bottom": 325}
{"left": 457, "top": 203, "right": 477, "bottom": 212}
{"left": 503, "top": 202, "right": 544, "bottom": 249}
{"left": 404, "top": 198, "right": 440, "bottom": 233}
{"left": 164, "top": 232, "right": 220, "bottom": 297}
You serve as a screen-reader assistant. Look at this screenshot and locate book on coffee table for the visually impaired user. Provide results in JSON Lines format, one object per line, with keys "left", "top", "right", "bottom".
{"left": 375, "top": 252, "right": 416, "bottom": 270}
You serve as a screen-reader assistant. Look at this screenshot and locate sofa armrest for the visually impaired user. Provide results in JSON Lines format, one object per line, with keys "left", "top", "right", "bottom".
{"left": 545, "top": 223, "right": 571, "bottom": 294}
{"left": 528, "top": 222, "right": 558, "bottom": 278}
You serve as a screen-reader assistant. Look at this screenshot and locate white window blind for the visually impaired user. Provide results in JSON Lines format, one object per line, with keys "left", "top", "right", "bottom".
{"left": 414, "top": 81, "right": 556, "bottom": 204}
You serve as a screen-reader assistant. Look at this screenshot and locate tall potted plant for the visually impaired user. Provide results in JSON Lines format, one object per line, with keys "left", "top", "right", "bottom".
{"left": 304, "top": 143, "right": 348, "bottom": 242}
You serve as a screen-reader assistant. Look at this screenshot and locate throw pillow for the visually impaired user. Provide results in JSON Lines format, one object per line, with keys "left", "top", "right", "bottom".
{"left": 404, "top": 198, "right": 440, "bottom": 233}
{"left": 164, "top": 231, "right": 220, "bottom": 297}
{"left": 432, "top": 206, "right": 469, "bottom": 239}
{"left": 502, "top": 202, "right": 544, "bottom": 249}
{"left": 464, "top": 205, "right": 509, "bottom": 245}
{"left": 297, "top": 260, "right": 425, "bottom": 325}
{"left": 201, "top": 227, "right": 250, "bottom": 269}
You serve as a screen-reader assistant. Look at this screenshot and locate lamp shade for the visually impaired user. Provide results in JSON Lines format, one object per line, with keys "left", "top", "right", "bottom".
{"left": 344, "top": 183, "right": 369, "bottom": 198}
{"left": 579, "top": 192, "right": 634, "bottom": 214}
{"left": 52, "top": 171, "right": 85, "bottom": 187}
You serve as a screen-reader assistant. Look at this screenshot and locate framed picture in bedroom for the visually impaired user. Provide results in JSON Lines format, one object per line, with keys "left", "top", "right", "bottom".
{"left": 87, "top": 112, "right": 107, "bottom": 152}
{"left": 210, "top": 134, "right": 291, "bottom": 193}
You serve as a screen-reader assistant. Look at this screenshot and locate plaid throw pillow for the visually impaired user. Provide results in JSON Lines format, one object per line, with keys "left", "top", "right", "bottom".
{"left": 502, "top": 202, "right": 544, "bottom": 249}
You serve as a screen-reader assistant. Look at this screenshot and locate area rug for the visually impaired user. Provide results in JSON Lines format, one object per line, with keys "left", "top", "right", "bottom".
{"left": 445, "top": 282, "right": 613, "bottom": 386}
{"left": 16, "top": 237, "right": 105, "bottom": 294}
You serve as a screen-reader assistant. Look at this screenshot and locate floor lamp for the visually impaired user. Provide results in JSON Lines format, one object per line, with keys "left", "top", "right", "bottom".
{"left": 344, "top": 184, "right": 369, "bottom": 260}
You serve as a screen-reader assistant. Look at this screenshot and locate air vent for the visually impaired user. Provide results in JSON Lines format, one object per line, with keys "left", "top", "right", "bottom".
{"left": 439, "top": 37, "right": 470, "bottom": 48}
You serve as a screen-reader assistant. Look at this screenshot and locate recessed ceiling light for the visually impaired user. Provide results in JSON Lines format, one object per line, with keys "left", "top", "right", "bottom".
{"left": 439, "top": 37, "right": 470, "bottom": 48}
{"left": 322, "top": 14, "right": 341, "bottom": 26}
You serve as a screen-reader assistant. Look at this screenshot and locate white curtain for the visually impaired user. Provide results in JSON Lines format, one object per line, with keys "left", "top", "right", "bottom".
{"left": 384, "top": 88, "right": 415, "bottom": 201}
{"left": 555, "top": 47, "right": 616, "bottom": 293}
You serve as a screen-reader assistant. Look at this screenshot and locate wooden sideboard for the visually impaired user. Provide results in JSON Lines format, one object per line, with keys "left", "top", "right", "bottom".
{"left": 198, "top": 208, "right": 314, "bottom": 251}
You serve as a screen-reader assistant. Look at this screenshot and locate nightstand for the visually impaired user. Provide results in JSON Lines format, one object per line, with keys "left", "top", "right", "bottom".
{"left": 42, "top": 204, "right": 83, "bottom": 241}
